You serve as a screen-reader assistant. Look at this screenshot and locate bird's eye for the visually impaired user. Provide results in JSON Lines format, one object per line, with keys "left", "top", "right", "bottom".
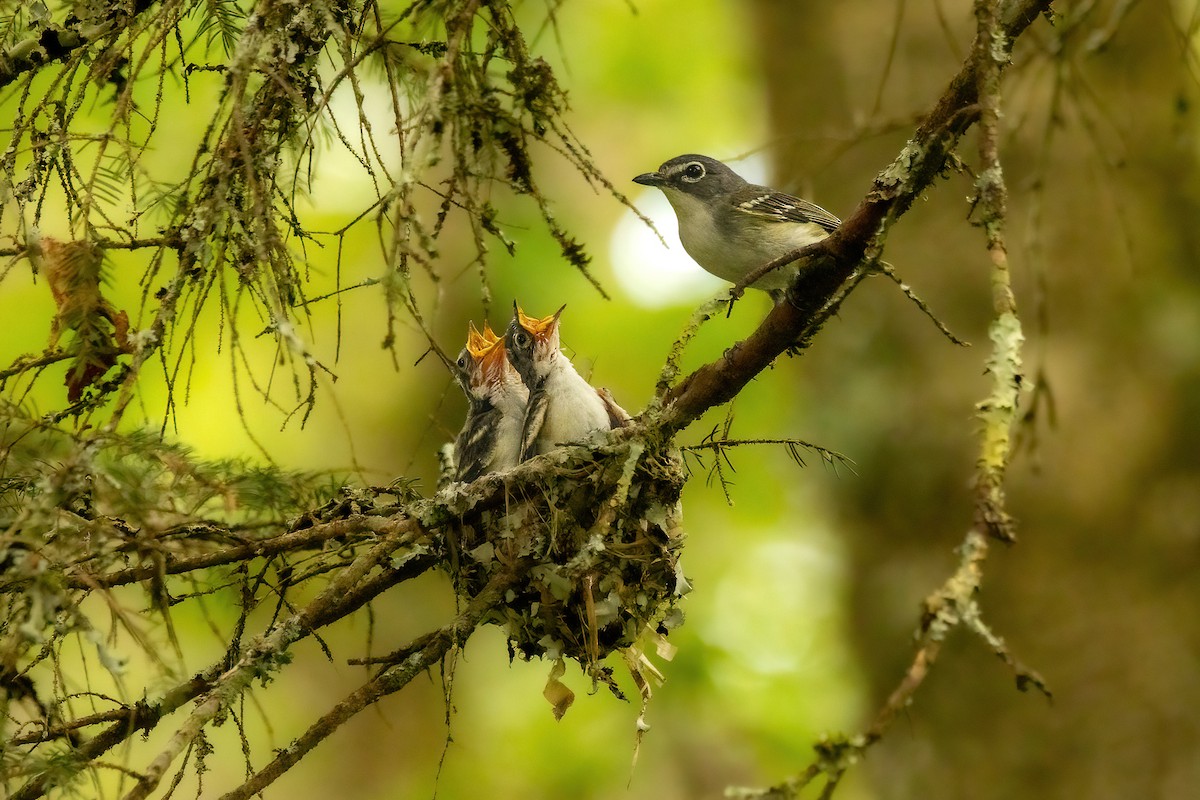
{"left": 514, "top": 331, "right": 530, "bottom": 347}
{"left": 456, "top": 356, "right": 466, "bottom": 369}
{"left": 682, "top": 162, "right": 705, "bottom": 182}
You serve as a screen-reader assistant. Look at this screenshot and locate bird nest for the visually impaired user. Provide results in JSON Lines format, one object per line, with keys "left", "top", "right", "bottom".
{"left": 444, "top": 433, "right": 689, "bottom": 681}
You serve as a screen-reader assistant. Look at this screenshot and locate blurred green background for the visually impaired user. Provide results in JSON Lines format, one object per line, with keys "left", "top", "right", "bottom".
{"left": 4, "top": 1, "right": 1199, "bottom": 798}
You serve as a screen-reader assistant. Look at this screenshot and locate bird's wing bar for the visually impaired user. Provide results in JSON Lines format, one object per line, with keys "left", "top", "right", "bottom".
{"left": 737, "top": 191, "right": 841, "bottom": 233}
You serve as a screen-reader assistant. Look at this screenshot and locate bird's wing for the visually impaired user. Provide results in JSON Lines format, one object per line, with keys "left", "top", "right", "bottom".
{"left": 596, "top": 387, "right": 631, "bottom": 429}
{"left": 519, "top": 388, "right": 548, "bottom": 462}
{"left": 454, "top": 406, "right": 500, "bottom": 483}
{"left": 736, "top": 191, "right": 841, "bottom": 233}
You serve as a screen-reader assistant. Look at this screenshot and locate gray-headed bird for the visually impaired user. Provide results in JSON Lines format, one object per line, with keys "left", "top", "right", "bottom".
{"left": 633, "top": 154, "right": 841, "bottom": 301}
{"left": 504, "top": 304, "right": 628, "bottom": 460}
{"left": 452, "top": 322, "right": 528, "bottom": 482}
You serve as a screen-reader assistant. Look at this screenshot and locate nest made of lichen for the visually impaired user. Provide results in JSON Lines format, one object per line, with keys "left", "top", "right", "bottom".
{"left": 445, "top": 435, "right": 689, "bottom": 677}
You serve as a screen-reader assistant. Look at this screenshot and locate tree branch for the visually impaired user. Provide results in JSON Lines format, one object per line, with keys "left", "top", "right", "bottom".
{"left": 116, "top": 523, "right": 417, "bottom": 800}
{"left": 659, "top": 0, "right": 1054, "bottom": 433}
{"left": 0, "top": 0, "right": 157, "bottom": 88}
{"left": 10, "top": 520, "right": 432, "bottom": 800}
{"left": 60, "top": 514, "right": 400, "bottom": 590}
{"left": 216, "top": 559, "right": 534, "bottom": 800}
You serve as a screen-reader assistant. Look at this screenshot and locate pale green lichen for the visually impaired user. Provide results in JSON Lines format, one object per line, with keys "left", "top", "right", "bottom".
{"left": 877, "top": 139, "right": 925, "bottom": 191}
{"left": 977, "top": 310, "right": 1024, "bottom": 470}
{"left": 990, "top": 27, "right": 1011, "bottom": 64}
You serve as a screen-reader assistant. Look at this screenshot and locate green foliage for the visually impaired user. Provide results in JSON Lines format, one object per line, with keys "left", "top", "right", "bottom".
{"left": 0, "top": 397, "right": 336, "bottom": 636}
{"left": 0, "top": 396, "right": 355, "bottom": 795}
{"left": 0, "top": 0, "right": 1167, "bottom": 798}
{"left": 0, "top": 0, "right": 626, "bottom": 425}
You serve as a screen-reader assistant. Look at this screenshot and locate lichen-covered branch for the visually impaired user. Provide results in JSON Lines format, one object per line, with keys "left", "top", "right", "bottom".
{"left": 0, "top": 0, "right": 633, "bottom": 423}
{"left": 659, "top": 0, "right": 1054, "bottom": 432}
{"left": 116, "top": 523, "right": 421, "bottom": 800}
{"left": 971, "top": 0, "right": 1025, "bottom": 543}
{"left": 0, "top": 0, "right": 157, "bottom": 88}
{"left": 216, "top": 560, "right": 533, "bottom": 800}
{"left": 0, "top": 409, "right": 685, "bottom": 798}
{"left": 729, "top": 531, "right": 1050, "bottom": 800}
{"left": 721, "top": 2, "right": 1053, "bottom": 797}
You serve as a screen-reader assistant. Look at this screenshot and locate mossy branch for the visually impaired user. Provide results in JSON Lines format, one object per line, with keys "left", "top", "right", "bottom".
{"left": 971, "top": 0, "right": 1025, "bottom": 544}
{"left": 721, "top": 1, "right": 1052, "bottom": 797}
{"left": 1, "top": 414, "right": 685, "bottom": 799}
{"left": 0, "top": 1, "right": 1059, "bottom": 797}
{"left": 659, "top": 0, "right": 1053, "bottom": 432}
{"left": 117, "top": 522, "right": 425, "bottom": 800}
{"left": 215, "top": 559, "right": 533, "bottom": 800}
{"left": 0, "top": 0, "right": 638, "bottom": 423}
{"left": 0, "top": 0, "right": 156, "bottom": 88}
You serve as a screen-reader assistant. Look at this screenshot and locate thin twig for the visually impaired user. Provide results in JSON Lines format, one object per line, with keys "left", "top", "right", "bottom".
{"left": 217, "top": 559, "right": 534, "bottom": 800}
{"left": 659, "top": 0, "right": 1054, "bottom": 433}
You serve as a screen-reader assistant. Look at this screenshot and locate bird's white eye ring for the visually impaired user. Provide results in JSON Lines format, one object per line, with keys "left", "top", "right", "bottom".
{"left": 682, "top": 162, "right": 705, "bottom": 182}
{"left": 514, "top": 331, "right": 530, "bottom": 347}
{"left": 456, "top": 355, "right": 467, "bottom": 368}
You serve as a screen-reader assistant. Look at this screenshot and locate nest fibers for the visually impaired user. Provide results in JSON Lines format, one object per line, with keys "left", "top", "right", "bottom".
{"left": 439, "top": 432, "right": 690, "bottom": 695}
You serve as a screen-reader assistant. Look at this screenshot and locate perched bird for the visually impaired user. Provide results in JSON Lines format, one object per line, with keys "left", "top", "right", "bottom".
{"left": 504, "top": 304, "right": 628, "bottom": 460}
{"left": 451, "top": 322, "right": 528, "bottom": 482}
{"left": 633, "top": 154, "right": 841, "bottom": 300}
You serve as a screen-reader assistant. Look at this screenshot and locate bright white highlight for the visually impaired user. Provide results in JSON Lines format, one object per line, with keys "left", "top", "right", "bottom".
{"left": 609, "top": 190, "right": 725, "bottom": 308}
{"left": 609, "top": 153, "right": 771, "bottom": 308}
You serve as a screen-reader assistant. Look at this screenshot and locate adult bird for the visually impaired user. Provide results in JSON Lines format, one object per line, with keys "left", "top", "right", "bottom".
{"left": 634, "top": 154, "right": 840, "bottom": 301}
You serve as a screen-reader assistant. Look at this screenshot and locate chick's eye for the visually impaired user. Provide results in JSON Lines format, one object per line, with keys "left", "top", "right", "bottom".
{"left": 456, "top": 356, "right": 466, "bottom": 369}
{"left": 514, "top": 331, "right": 530, "bottom": 347}
{"left": 682, "top": 162, "right": 705, "bottom": 182}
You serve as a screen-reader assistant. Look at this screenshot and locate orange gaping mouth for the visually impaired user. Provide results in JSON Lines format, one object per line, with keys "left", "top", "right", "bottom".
{"left": 465, "top": 320, "right": 500, "bottom": 358}
{"left": 479, "top": 338, "right": 509, "bottom": 378}
{"left": 514, "top": 304, "right": 564, "bottom": 341}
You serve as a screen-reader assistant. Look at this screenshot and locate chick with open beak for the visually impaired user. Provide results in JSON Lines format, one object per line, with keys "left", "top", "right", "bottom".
{"left": 452, "top": 321, "right": 529, "bottom": 482}
{"left": 504, "top": 304, "right": 628, "bottom": 460}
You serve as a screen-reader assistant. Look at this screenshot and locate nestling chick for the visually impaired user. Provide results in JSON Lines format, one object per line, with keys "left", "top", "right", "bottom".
{"left": 504, "top": 304, "right": 628, "bottom": 460}
{"left": 452, "top": 322, "right": 528, "bottom": 482}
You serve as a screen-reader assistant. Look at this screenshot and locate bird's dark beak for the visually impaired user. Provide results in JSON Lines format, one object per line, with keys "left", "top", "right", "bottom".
{"left": 633, "top": 171, "right": 664, "bottom": 187}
